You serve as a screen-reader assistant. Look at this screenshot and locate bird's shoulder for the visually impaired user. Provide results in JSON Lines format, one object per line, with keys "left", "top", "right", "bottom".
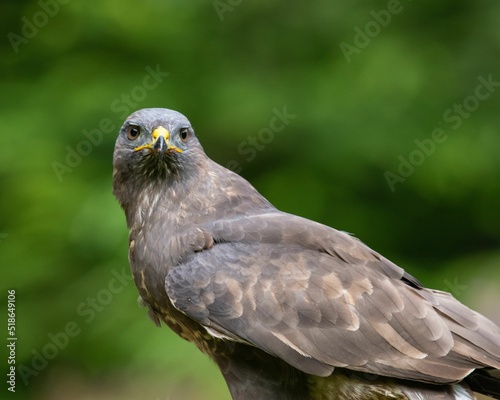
{"left": 196, "top": 207, "right": 415, "bottom": 288}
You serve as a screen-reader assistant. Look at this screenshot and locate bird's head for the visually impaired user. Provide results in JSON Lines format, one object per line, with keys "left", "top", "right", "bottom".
{"left": 113, "top": 108, "right": 206, "bottom": 207}
{"left": 114, "top": 108, "right": 202, "bottom": 177}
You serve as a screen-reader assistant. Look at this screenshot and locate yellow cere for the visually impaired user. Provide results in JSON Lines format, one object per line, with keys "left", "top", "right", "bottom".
{"left": 134, "top": 126, "right": 183, "bottom": 153}
{"left": 152, "top": 126, "right": 170, "bottom": 141}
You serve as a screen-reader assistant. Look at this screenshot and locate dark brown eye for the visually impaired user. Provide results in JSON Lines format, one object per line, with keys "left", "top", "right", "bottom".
{"left": 179, "top": 128, "right": 190, "bottom": 143}
{"left": 127, "top": 125, "right": 141, "bottom": 141}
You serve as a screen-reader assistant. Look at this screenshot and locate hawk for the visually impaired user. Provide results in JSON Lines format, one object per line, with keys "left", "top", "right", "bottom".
{"left": 113, "top": 108, "right": 500, "bottom": 399}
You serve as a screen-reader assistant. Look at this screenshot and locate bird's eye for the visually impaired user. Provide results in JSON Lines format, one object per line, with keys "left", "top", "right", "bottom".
{"left": 127, "top": 125, "right": 141, "bottom": 141}
{"left": 179, "top": 128, "right": 190, "bottom": 143}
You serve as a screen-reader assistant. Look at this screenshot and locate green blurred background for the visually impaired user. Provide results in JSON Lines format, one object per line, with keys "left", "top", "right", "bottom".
{"left": 1, "top": 1, "right": 500, "bottom": 399}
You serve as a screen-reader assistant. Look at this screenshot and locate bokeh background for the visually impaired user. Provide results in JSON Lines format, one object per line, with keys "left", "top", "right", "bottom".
{"left": 1, "top": 1, "right": 500, "bottom": 399}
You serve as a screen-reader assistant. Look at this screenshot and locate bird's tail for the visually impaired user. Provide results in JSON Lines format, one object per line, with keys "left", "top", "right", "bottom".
{"left": 465, "top": 368, "right": 500, "bottom": 399}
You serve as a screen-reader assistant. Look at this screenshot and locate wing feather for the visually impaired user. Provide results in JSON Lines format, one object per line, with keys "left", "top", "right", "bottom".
{"left": 166, "top": 212, "right": 500, "bottom": 384}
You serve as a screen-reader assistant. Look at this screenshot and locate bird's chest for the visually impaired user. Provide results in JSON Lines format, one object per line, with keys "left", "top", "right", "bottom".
{"left": 127, "top": 220, "right": 216, "bottom": 344}
{"left": 128, "top": 222, "right": 181, "bottom": 309}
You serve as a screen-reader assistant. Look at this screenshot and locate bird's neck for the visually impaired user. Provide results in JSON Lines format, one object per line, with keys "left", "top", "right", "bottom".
{"left": 129, "top": 160, "right": 272, "bottom": 230}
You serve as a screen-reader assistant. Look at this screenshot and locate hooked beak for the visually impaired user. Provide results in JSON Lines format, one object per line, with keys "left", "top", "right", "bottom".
{"left": 134, "top": 126, "right": 183, "bottom": 153}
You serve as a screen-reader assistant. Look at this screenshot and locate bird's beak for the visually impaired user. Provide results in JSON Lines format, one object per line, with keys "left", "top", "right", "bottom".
{"left": 134, "top": 126, "right": 183, "bottom": 153}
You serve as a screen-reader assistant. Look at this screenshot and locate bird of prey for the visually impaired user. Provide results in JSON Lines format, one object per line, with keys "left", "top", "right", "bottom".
{"left": 113, "top": 108, "right": 500, "bottom": 400}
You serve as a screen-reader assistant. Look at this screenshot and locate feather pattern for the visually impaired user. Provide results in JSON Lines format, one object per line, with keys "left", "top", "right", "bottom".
{"left": 113, "top": 108, "right": 500, "bottom": 399}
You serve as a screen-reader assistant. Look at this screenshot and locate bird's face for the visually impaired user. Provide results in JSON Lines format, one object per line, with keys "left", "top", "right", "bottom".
{"left": 113, "top": 108, "right": 202, "bottom": 181}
